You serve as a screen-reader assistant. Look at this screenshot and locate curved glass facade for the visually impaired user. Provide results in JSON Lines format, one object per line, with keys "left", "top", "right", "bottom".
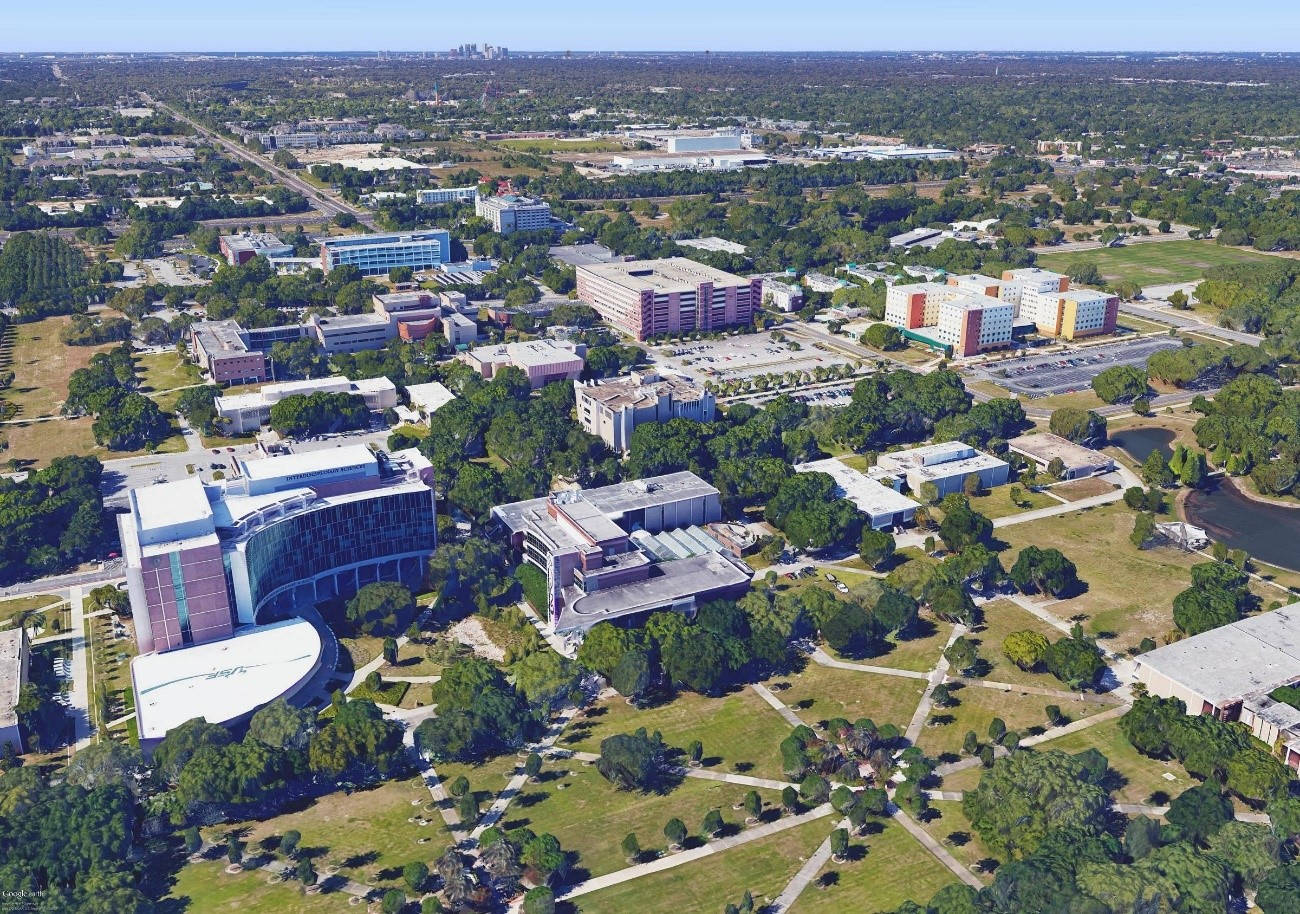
{"left": 243, "top": 487, "right": 436, "bottom": 613}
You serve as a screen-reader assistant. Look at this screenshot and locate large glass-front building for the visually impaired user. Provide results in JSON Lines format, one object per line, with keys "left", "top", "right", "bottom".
{"left": 120, "top": 445, "right": 437, "bottom": 653}
{"left": 320, "top": 229, "right": 452, "bottom": 275}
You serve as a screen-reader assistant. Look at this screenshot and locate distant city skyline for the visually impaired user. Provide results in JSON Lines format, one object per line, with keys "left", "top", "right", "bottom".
{"left": 5, "top": 1, "right": 1300, "bottom": 54}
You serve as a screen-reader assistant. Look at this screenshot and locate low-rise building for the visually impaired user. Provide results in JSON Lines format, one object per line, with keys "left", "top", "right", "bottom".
{"left": 575, "top": 371, "right": 715, "bottom": 453}
{"left": 876, "top": 441, "right": 1010, "bottom": 499}
{"left": 762, "top": 279, "right": 805, "bottom": 312}
{"left": 460, "top": 339, "right": 586, "bottom": 388}
{"left": 475, "top": 194, "right": 552, "bottom": 234}
{"left": 1006, "top": 433, "right": 1115, "bottom": 479}
{"left": 402, "top": 381, "right": 457, "bottom": 421}
{"left": 214, "top": 376, "right": 398, "bottom": 434}
{"left": 795, "top": 458, "right": 920, "bottom": 530}
{"left": 803, "top": 272, "right": 849, "bottom": 293}
{"left": 189, "top": 320, "right": 294, "bottom": 385}
{"left": 442, "top": 311, "right": 478, "bottom": 347}
{"left": 576, "top": 257, "right": 760, "bottom": 341}
{"left": 1133, "top": 603, "right": 1300, "bottom": 768}
{"left": 219, "top": 232, "right": 293, "bottom": 266}
{"left": 320, "top": 229, "right": 452, "bottom": 275}
{"left": 0, "top": 628, "right": 29, "bottom": 754}
{"left": 309, "top": 312, "right": 395, "bottom": 354}
{"left": 492, "top": 472, "right": 749, "bottom": 640}
{"left": 416, "top": 186, "right": 479, "bottom": 205}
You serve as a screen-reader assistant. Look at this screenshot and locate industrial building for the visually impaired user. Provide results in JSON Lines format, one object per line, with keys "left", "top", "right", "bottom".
{"left": 1133, "top": 603, "right": 1300, "bottom": 769}
{"left": 320, "top": 229, "right": 452, "bottom": 275}
{"left": 795, "top": 458, "right": 920, "bottom": 530}
{"left": 1006, "top": 433, "right": 1115, "bottom": 479}
{"left": 875, "top": 441, "right": 1010, "bottom": 499}
{"left": 475, "top": 194, "right": 552, "bottom": 234}
{"left": 0, "top": 628, "right": 29, "bottom": 754}
{"left": 119, "top": 444, "right": 436, "bottom": 656}
{"left": 460, "top": 339, "right": 586, "bottom": 388}
{"left": 416, "top": 186, "right": 479, "bottom": 205}
{"left": 574, "top": 371, "right": 715, "bottom": 453}
{"left": 575, "top": 257, "right": 760, "bottom": 340}
{"left": 665, "top": 133, "right": 748, "bottom": 154}
{"left": 214, "top": 376, "right": 398, "bottom": 434}
{"left": 491, "top": 472, "right": 750, "bottom": 640}
{"left": 219, "top": 232, "right": 293, "bottom": 267}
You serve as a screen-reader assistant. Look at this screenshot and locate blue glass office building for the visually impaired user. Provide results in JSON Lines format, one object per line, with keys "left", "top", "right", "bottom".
{"left": 320, "top": 229, "right": 452, "bottom": 275}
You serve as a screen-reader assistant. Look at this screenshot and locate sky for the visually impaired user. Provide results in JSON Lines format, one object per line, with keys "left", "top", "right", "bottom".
{"left": 4, "top": 0, "right": 1300, "bottom": 54}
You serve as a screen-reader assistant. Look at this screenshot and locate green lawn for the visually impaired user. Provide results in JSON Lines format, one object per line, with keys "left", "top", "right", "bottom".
{"left": 1033, "top": 717, "right": 1192, "bottom": 806}
{"left": 434, "top": 751, "right": 524, "bottom": 815}
{"left": 968, "top": 484, "right": 1056, "bottom": 520}
{"left": 789, "top": 818, "right": 959, "bottom": 914}
{"left": 770, "top": 664, "right": 925, "bottom": 732}
{"left": 1, "top": 316, "right": 117, "bottom": 419}
{"left": 575, "top": 817, "right": 831, "bottom": 914}
{"left": 505, "top": 760, "right": 782, "bottom": 878}
{"left": 916, "top": 800, "right": 996, "bottom": 883}
{"left": 136, "top": 350, "right": 201, "bottom": 394}
{"left": 0, "top": 593, "right": 63, "bottom": 629}
{"left": 1035, "top": 240, "right": 1278, "bottom": 288}
{"left": 967, "top": 598, "right": 1067, "bottom": 688}
{"left": 164, "top": 861, "right": 340, "bottom": 914}
{"left": 205, "top": 777, "right": 453, "bottom": 889}
{"left": 562, "top": 689, "right": 793, "bottom": 779}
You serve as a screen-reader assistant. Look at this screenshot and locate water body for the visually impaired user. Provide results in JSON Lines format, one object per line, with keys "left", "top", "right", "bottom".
{"left": 1185, "top": 478, "right": 1300, "bottom": 573}
{"left": 1111, "top": 427, "right": 1175, "bottom": 464}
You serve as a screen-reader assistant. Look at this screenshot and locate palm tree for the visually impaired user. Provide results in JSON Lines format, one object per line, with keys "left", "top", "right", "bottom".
{"left": 437, "top": 848, "right": 474, "bottom": 908}
{"left": 481, "top": 838, "right": 518, "bottom": 879}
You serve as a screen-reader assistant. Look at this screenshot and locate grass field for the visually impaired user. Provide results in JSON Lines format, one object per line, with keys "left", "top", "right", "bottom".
{"left": 562, "top": 689, "right": 794, "bottom": 780}
{"left": 768, "top": 663, "right": 926, "bottom": 732}
{"left": 493, "top": 138, "right": 627, "bottom": 154}
{"left": 1033, "top": 717, "right": 1192, "bottom": 806}
{"left": 1049, "top": 477, "right": 1120, "bottom": 501}
{"left": 916, "top": 800, "right": 996, "bottom": 884}
{"left": 916, "top": 681, "right": 1114, "bottom": 759}
{"left": 164, "top": 861, "right": 340, "bottom": 914}
{"left": 968, "top": 484, "right": 1057, "bottom": 519}
{"left": 1035, "top": 240, "right": 1278, "bottom": 288}
{"left": 967, "top": 598, "right": 1069, "bottom": 688}
{"left": 576, "top": 817, "right": 830, "bottom": 914}
{"left": 504, "top": 760, "right": 783, "bottom": 879}
{"left": 1, "top": 316, "right": 117, "bottom": 419}
{"left": 136, "top": 350, "right": 201, "bottom": 394}
{"left": 789, "top": 819, "right": 959, "bottom": 913}
{"left": 0, "top": 593, "right": 63, "bottom": 629}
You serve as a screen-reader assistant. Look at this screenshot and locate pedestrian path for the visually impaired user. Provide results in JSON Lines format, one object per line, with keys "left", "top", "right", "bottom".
{"left": 767, "top": 816, "right": 846, "bottom": 912}
{"left": 905, "top": 624, "right": 965, "bottom": 745}
{"left": 807, "top": 647, "right": 930, "bottom": 680}
{"left": 891, "top": 805, "right": 983, "bottom": 889}
{"left": 751, "top": 682, "right": 809, "bottom": 729}
{"left": 67, "top": 584, "right": 92, "bottom": 750}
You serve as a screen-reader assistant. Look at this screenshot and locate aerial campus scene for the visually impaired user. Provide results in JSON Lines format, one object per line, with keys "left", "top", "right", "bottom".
{"left": 8, "top": 4, "right": 1300, "bottom": 914}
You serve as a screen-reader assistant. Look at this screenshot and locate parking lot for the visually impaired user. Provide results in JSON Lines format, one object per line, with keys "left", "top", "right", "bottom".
{"left": 650, "top": 331, "right": 855, "bottom": 384}
{"left": 969, "top": 337, "right": 1182, "bottom": 398}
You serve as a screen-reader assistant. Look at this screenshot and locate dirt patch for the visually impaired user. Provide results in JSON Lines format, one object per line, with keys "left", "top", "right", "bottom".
{"left": 1050, "top": 477, "right": 1120, "bottom": 501}
{"left": 448, "top": 617, "right": 505, "bottom": 662}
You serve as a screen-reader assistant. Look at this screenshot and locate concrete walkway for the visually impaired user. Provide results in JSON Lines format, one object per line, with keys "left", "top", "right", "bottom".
{"left": 892, "top": 805, "right": 984, "bottom": 889}
{"left": 385, "top": 674, "right": 441, "bottom": 684}
{"left": 954, "top": 676, "right": 1119, "bottom": 704}
{"left": 751, "top": 682, "right": 809, "bottom": 729}
{"left": 936, "top": 703, "right": 1131, "bottom": 777}
{"left": 905, "top": 624, "right": 965, "bottom": 745}
{"left": 558, "top": 803, "right": 835, "bottom": 902}
{"left": 808, "top": 647, "right": 931, "bottom": 681}
{"left": 67, "top": 584, "right": 92, "bottom": 750}
{"left": 1112, "top": 802, "right": 1269, "bottom": 824}
{"left": 546, "top": 748, "right": 797, "bottom": 792}
{"left": 767, "top": 816, "right": 847, "bottom": 912}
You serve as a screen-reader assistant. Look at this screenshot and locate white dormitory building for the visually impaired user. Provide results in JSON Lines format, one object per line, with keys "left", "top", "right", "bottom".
{"left": 214, "top": 376, "right": 398, "bottom": 434}
{"left": 475, "top": 194, "right": 552, "bottom": 235}
{"left": 575, "top": 371, "right": 716, "bottom": 453}
{"left": 416, "top": 186, "right": 479, "bottom": 205}
{"left": 875, "top": 441, "right": 1010, "bottom": 499}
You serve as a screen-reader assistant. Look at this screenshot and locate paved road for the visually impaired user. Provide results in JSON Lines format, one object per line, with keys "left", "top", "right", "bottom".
{"left": 1119, "top": 301, "right": 1262, "bottom": 346}
{"left": 144, "top": 95, "right": 373, "bottom": 229}
{"left": 198, "top": 210, "right": 327, "bottom": 229}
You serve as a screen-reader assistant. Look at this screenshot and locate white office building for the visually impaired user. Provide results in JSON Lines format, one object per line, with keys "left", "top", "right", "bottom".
{"left": 417, "top": 186, "right": 479, "bottom": 205}
{"left": 442, "top": 311, "right": 478, "bottom": 347}
{"left": 795, "top": 458, "right": 920, "bottom": 530}
{"left": 475, "top": 194, "right": 552, "bottom": 235}
{"left": 320, "top": 229, "right": 452, "bottom": 275}
{"left": 215, "top": 376, "right": 398, "bottom": 433}
{"left": 876, "top": 441, "right": 1010, "bottom": 499}
{"left": 575, "top": 371, "right": 715, "bottom": 453}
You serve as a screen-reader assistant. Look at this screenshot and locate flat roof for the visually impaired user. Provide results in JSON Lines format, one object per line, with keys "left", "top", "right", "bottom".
{"left": 1007, "top": 433, "right": 1113, "bottom": 470}
{"left": 577, "top": 256, "right": 750, "bottom": 293}
{"left": 404, "top": 381, "right": 456, "bottom": 414}
{"left": 576, "top": 372, "right": 707, "bottom": 410}
{"left": 237, "top": 444, "right": 377, "bottom": 483}
{"left": 132, "top": 618, "right": 323, "bottom": 741}
{"left": 133, "top": 476, "right": 213, "bottom": 536}
{"left": 555, "top": 550, "right": 750, "bottom": 631}
{"left": 468, "top": 339, "right": 583, "bottom": 368}
{"left": 796, "top": 458, "right": 921, "bottom": 519}
{"left": 550, "top": 243, "right": 619, "bottom": 267}
{"left": 0, "top": 628, "right": 27, "bottom": 730}
{"left": 1135, "top": 603, "right": 1300, "bottom": 706}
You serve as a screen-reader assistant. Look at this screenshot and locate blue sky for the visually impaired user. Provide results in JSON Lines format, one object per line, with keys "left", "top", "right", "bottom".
{"left": 4, "top": 0, "right": 1298, "bottom": 53}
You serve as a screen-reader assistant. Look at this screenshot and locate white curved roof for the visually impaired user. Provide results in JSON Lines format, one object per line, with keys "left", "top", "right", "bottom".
{"left": 132, "top": 618, "right": 323, "bottom": 741}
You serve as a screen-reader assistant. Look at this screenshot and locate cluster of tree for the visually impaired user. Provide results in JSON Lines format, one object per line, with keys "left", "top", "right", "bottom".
{"left": 267, "top": 390, "right": 370, "bottom": 437}
{"left": 1049, "top": 406, "right": 1107, "bottom": 445}
{"left": 172, "top": 385, "right": 223, "bottom": 436}
{"left": 830, "top": 369, "right": 973, "bottom": 451}
{"left": 1146, "top": 341, "right": 1274, "bottom": 389}
{"left": 342, "top": 581, "right": 416, "bottom": 637}
{"left": 1121, "top": 695, "right": 1292, "bottom": 805}
{"left": 1008, "top": 546, "right": 1083, "bottom": 598}
{"left": 1172, "top": 561, "right": 1257, "bottom": 636}
{"left": 1140, "top": 443, "right": 1209, "bottom": 490}
{"left": 1191, "top": 374, "right": 1300, "bottom": 494}
{"left": 1090, "top": 364, "right": 1148, "bottom": 404}
{"left": 58, "top": 314, "right": 132, "bottom": 345}
{"left": 0, "top": 232, "right": 91, "bottom": 318}
{"left": 1195, "top": 259, "right": 1300, "bottom": 359}
{"left": 781, "top": 717, "right": 905, "bottom": 789}
{"left": 63, "top": 344, "right": 172, "bottom": 450}
{"left": 0, "top": 455, "right": 107, "bottom": 584}
{"left": 414, "top": 658, "right": 540, "bottom": 763}
{"left": 765, "top": 471, "right": 864, "bottom": 552}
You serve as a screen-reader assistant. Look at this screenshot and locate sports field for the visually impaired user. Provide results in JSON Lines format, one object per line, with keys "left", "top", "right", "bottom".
{"left": 1036, "top": 240, "right": 1278, "bottom": 287}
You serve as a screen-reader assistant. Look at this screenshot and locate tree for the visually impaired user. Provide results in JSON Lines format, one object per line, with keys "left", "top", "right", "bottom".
{"left": 1008, "top": 546, "right": 1081, "bottom": 597}
{"left": 1043, "top": 630, "right": 1105, "bottom": 689}
{"left": 1002, "top": 630, "right": 1049, "bottom": 671}
{"left": 448, "top": 775, "right": 470, "bottom": 798}
{"left": 248, "top": 698, "right": 316, "bottom": 751}
{"left": 381, "top": 889, "right": 405, "bottom": 914}
{"left": 1049, "top": 407, "right": 1106, "bottom": 444}
{"left": 1206, "top": 820, "right": 1280, "bottom": 890}
{"left": 937, "top": 496, "right": 992, "bottom": 552}
{"left": 830, "top": 828, "right": 850, "bottom": 861}
{"left": 522, "top": 886, "right": 556, "bottom": 914}
{"left": 597, "top": 730, "right": 666, "bottom": 791}
{"left": 664, "top": 817, "right": 687, "bottom": 848}
{"left": 862, "top": 323, "right": 904, "bottom": 351}
{"left": 524, "top": 752, "right": 543, "bottom": 781}
{"left": 280, "top": 830, "right": 301, "bottom": 858}
{"left": 799, "top": 774, "right": 830, "bottom": 805}
{"left": 183, "top": 826, "right": 202, "bottom": 855}
{"left": 1091, "top": 365, "right": 1147, "bottom": 404}
{"left": 1131, "top": 512, "right": 1157, "bottom": 548}
{"left": 1258, "top": 864, "right": 1300, "bottom": 914}
{"left": 621, "top": 832, "right": 641, "bottom": 863}
{"left": 610, "top": 648, "right": 654, "bottom": 702}
{"left": 944, "top": 636, "right": 978, "bottom": 675}
{"left": 345, "top": 581, "right": 414, "bottom": 637}
{"left": 1166, "top": 782, "right": 1233, "bottom": 845}
{"left": 859, "top": 528, "right": 895, "bottom": 569}
{"left": 513, "top": 650, "right": 580, "bottom": 712}
{"left": 1141, "top": 450, "right": 1175, "bottom": 487}
{"left": 744, "top": 790, "right": 763, "bottom": 820}
{"left": 226, "top": 835, "right": 244, "bottom": 865}
{"left": 701, "top": 809, "right": 724, "bottom": 838}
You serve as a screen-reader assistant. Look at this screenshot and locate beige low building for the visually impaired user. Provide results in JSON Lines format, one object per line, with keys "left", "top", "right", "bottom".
{"left": 0, "top": 628, "right": 30, "bottom": 754}
{"left": 575, "top": 371, "right": 715, "bottom": 453}
{"left": 1007, "top": 433, "right": 1114, "bottom": 479}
